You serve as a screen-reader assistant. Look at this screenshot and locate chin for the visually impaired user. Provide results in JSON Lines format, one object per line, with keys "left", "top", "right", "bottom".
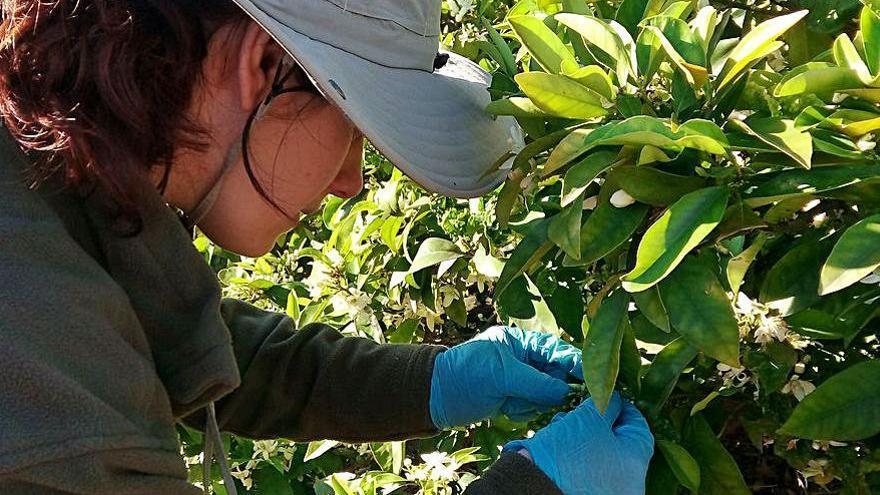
{"left": 199, "top": 226, "right": 277, "bottom": 258}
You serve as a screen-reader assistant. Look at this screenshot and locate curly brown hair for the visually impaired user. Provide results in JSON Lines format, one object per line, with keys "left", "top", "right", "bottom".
{"left": 0, "top": 0, "right": 247, "bottom": 219}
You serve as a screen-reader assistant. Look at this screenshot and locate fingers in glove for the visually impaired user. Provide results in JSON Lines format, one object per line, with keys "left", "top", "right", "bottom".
{"left": 517, "top": 330, "right": 584, "bottom": 381}
{"left": 614, "top": 401, "right": 655, "bottom": 460}
{"left": 504, "top": 358, "right": 570, "bottom": 407}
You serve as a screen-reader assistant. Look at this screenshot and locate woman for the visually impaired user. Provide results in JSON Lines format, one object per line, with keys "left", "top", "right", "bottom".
{"left": 0, "top": 1, "right": 653, "bottom": 494}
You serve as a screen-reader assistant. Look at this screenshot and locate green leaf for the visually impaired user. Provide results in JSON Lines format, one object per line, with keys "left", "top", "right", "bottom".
{"left": 545, "top": 117, "right": 728, "bottom": 177}
{"left": 760, "top": 236, "right": 836, "bottom": 316}
{"left": 743, "top": 165, "right": 880, "bottom": 207}
{"left": 833, "top": 34, "right": 873, "bottom": 83}
{"left": 508, "top": 15, "right": 576, "bottom": 74}
{"left": 726, "top": 233, "right": 767, "bottom": 294}
{"left": 304, "top": 440, "right": 340, "bottom": 462}
{"left": 639, "top": 338, "right": 698, "bottom": 416}
{"left": 660, "top": 256, "right": 741, "bottom": 367}
{"left": 380, "top": 216, "right": 405, "bottom": 252}
{"left": 555, "top": 13, "right": 634, "bottom": 86}
{"left": 516, "top": 72, "right": 611, "bottom": 119}
{"left": 497, "top": 219, "right": 554, "bottom": 295}
{"left": 633, "top": 286, "right": 671, "bottom": 333}
{"left": 728, "top": 117, "right": 813, "bottom": 169}
{"left": 623, "top": 187, "right": 729, "bottom": 292}
{"left": 579, "top": 182, "right": 650, "bottom": 265}
{"left": 780, "top": 361, "right": 880, "bottom": 440}
{"left": 609, "top": 166, "right": 708, "bottom": 206}
{"left": 717, "top": 10, "right": 809, "bottom": 91}
{"left": 561, "top": 64, "right": 618, "bottom": 100}
{"left": 683, "top": 415, "right": 751, "bottom": 495}
{"left": 643, "top": 17, "right": 708, "bottom": 87}
{"left": 473, "top": 245, "right": 504, "bottom": 279}
{"left": 408, "top": 238, "right": 464, "bottom": 274}
{"left": 561, "top": 149, "right": 619, "bottom": 205}
{"left": 486, "top": 97, "right": 549, "bottom": 118}
{"left": 862, "top": 6, "right": 880, "bottom": 75}
{"left": 657, "top": 440, "right": 701, "bottom": 493}
{"left": 483, "top": 17, "right": 518, "bottom": 77}
{"left": 370, "top": 442, "right": 406, "bottom": 475}
{"left": 583, "top": 290, "right": 629, "bottom": 413}
{"left": 497, "top": 274, "right": 562, "bottom": 335}
{"left": 819, "top": 214, "right": 880, "bottom": 295}
{"left": 617, "top": 0, "right": 662, "bottom": 35}
{"left": 549, "top": 192, "right": 585, "bottom": 259}
{"left": 619, "top": 318, "right": 642, "bottom": 394}
{"left": 774, "top": 66, "right": 865, "bottom": 97}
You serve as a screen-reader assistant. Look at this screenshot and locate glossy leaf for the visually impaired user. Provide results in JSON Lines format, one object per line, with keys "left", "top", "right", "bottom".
{"left": 580, "top": 182, "right": 650, "bottom": 265}
{"left": 683, "top": 415, "right": 751, "bottom": 494}
{"left": 632, "top": 286, "right": 671, "bottom": 332}
{"left": 509, "top": 15, "right": 576, "bottom": 73}
{"left": 545, "top": 117, "right": 727, "bottom": 176}
{"left": 623, "top": 187, "right": 729, "bottom": 292}
{"left": 760, "top": 235, "right": 836, "bottom": 316}
{"left": 561, "top": 64, "right": 617, "bottom": 100}
{"left": 609, "top": 165, "right": 708, "bottom": 206}
{"left": 516, "top": 72, "right": 610, "bottom": 120}
{"left": 583, "top": 290, "right": 629, "bottom": 413}
{"left": 729, "top": 117, "right": 812, "bottom": 169}
{"left": 660, "top": 256, "right": 741, "bottom": 367}
{"left": 832, "top": 34, "right": 873, "bottom": 83}
{"left": 780, "top": 361, "right": 880, "bottom": 440}
{"left": 718, "top": 10, "right": 808, "bottom": 90}
{"left": 549, "top": 192, "right": 585, "bottom": 259}
{"left": 726, "top": 233, "right": 767, "bottom": 294}
{"left": 657, "top": 440, "right": 701, "bottom": 493}
{"left": 561, "top": 149, "right": 619, "bottom": 205}
{"left": 555, "top": 13, "right": 634, "bottom": 85}
{"left": 862, "top": 6, "right": 880, "bottom": 75}
{"left": 496, "top": 219, "right": 553, "bottom": 295}
{"left": 774, "top": 66, "right": 865, "bottom": 97}
{"left": 486, "top": 97, "right": 549, "bottom": 118}
{"left": 639, "top": 338, "right": 699, "bottom": 416}
{"left": 743, "top": 165, "right": 880, "bottom": 206}
{"left": 819, "top": 214, "right": 880, "bottom": 295}
{"left": 408, "top": 238, "right": 463, "bottom": 274}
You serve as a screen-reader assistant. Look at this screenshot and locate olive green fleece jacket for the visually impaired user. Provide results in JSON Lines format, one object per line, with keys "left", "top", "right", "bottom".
{"left": 0, "top": 130, "right": 562, "bottom": 495}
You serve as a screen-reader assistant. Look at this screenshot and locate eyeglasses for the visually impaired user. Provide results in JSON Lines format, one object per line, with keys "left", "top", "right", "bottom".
{"left": 241, "top": 56, "right": 320, "bottom": 217}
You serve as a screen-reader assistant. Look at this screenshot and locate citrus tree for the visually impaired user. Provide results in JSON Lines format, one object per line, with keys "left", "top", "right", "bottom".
{"left": 183, "top": 0, "right": 880, "bottom": 493}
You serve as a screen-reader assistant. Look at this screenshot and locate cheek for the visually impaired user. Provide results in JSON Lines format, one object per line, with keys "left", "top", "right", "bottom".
{"left": 247, "top": 97, "right": 356, "bottom": 211}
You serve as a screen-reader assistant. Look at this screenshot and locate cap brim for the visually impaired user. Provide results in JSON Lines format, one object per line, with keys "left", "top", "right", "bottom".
{"left": 235, "top": 4, "right": 523, "bottom": 198}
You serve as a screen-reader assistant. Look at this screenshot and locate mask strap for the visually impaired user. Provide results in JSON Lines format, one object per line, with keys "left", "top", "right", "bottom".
{"left": 183, "top": 56, "right": 312, "bottom": 231}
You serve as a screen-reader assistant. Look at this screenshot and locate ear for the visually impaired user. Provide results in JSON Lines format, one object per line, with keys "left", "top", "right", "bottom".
{"left": 236, "top": 21, "right": 285, "bottom": 113}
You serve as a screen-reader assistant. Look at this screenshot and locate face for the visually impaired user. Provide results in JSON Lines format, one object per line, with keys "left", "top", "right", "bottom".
{"left": 159, "top": 20, "right": 365, "bottom": 257}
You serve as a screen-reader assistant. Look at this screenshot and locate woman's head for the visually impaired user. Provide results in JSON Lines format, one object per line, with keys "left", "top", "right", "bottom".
{"left": 0, "top": 0, "right": 365, "bottom": 256}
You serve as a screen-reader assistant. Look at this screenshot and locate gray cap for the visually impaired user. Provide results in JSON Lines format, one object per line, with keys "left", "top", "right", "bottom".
{"left": 230, "top": 0, "right": 523, "bottom": 198}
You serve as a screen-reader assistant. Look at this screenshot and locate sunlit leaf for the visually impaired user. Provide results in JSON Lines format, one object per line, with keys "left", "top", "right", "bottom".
{"left": 623, "top": 187, "right": 729, "bottom": 292}
{"left": 819, "top": 214, "right": 880, "bottom": 295}
{"left": 780, "top": 361, "right": 880, "bottom": 440}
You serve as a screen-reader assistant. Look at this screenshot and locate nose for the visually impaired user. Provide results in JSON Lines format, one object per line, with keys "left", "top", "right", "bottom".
{"left": 329, "top": 134, "right": 364, "bottom": 199}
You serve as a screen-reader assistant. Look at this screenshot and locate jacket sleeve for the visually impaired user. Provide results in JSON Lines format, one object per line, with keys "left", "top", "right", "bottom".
{"left": 183, "top": 299, "right": 443, "bottom": 443}
{"left": 464, "top": 452, "right": 564, "bottom": 495}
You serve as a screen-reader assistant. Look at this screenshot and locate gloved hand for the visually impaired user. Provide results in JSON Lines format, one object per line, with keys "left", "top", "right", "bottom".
{"left": 429, "top": 326, "right": 583, "bottom": 429}
{"left": 505, "top": 393, "right": 654, "bottom": 495}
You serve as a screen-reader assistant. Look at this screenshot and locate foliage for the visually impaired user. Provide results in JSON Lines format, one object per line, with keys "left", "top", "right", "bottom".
{"left": 182, "top": 0, "right": 880, "bottom": 493}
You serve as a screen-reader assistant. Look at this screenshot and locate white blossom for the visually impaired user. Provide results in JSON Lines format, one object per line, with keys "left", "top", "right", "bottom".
{"left": 610, "top": 189, "right": 637, "bottom": 208}
{"left": 782, "top": 375, "right": 816, "bottom": 401}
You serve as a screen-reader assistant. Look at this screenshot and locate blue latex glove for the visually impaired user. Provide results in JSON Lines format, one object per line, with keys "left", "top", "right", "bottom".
{"left": 429, "top": 326, "right": 583, "bottom": 429}
{"left": 505, "top": 393, "right": 654, "bottom": 495}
